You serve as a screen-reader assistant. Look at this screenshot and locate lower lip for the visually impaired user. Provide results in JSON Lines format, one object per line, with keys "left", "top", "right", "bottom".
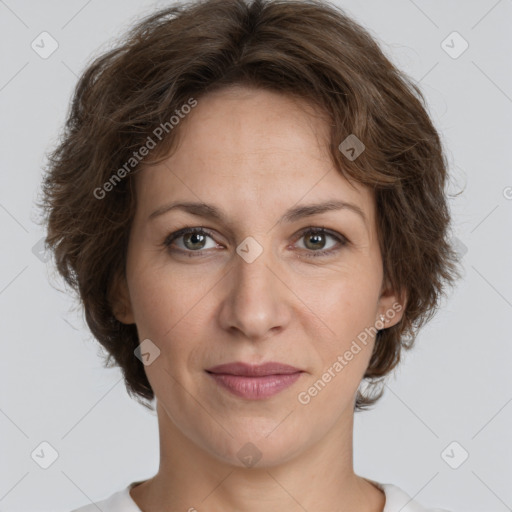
{"left": 206, "top": 372, "right": 303, "bottom": 400}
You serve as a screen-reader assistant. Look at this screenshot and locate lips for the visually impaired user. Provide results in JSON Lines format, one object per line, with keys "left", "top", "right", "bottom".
{"left": 205, "top": 361, "right": 303, "bottom": 377}
{"left": 205, "top": 362, "right": 304, "bottom": 400}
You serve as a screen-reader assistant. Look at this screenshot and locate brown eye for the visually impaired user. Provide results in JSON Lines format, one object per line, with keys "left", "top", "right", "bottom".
{"left": 295, "top": 227, "right": 347, "bottom": 258}
{"left": 163, "top": 226, "right": 347, "bottom": 259}
{"left": 182, "top": 231, "right": 208, "bottom": 250}
{"left": 303, "top": 231, "right": 328, "bottom": 250}
{"left": 164, "top": 227, "right": 217, "bottom": 255}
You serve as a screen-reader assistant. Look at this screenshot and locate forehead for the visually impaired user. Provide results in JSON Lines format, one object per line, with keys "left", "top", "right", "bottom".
{"left": 176, "top": 85, "right": 331, "bottom": 157}
{"left": 135, "top": 86, "right": 373, "bottom": 226}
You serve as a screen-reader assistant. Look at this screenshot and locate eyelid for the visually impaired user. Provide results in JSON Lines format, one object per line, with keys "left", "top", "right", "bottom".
{"left": 163, "top": 226, "right": 219, "bottom": 250}
{"left": 163, "top": 225, "right": 348, "bottom": 257}
{"left": 290, "top": 226, "right": 348, "bottom": 257}
{"left": 293, "top": 226, "right": 347, "bottom": 243}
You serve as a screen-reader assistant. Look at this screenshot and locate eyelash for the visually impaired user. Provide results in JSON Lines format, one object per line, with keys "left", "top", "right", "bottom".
{"left": 162, "top": 225, "right": 348, "bottom": 259}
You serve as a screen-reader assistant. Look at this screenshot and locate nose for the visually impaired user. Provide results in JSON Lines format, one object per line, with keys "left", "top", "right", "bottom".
{"left": 217, "top": 241, "right": 291, "bottom": 342}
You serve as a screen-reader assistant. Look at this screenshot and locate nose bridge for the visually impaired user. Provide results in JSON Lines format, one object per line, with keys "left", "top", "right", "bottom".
{"left": 219, "top": 235, "right": 289, "bottom": 340}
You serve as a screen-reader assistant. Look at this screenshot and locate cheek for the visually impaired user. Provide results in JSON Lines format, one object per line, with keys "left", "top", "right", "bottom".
{"left": 298, "top": 311, "right": 376, "bottom": 411}
{"left": 129, "top": 282, "right": 170, "bottom": 339}
{"left": 127, "top": 266, "right": 213, "bottom": 385}
{"left": 297, "top": 267, "right": 380, "bottom": 395}
{"left": 126, "top": 255, "right": 210, "bottom": 339}
{"left": 297, "top": 265, "right": 380, "bottom": 341}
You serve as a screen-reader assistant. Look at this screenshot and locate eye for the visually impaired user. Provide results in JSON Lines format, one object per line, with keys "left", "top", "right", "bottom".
{"left": 292, "top": 227, "right": 348, "bottom": 258}
{"left": 162, "top": 226, "right": 348, "bottom": 258}
{"left": 163, "top": 226, "right": 217, "bottom": 256}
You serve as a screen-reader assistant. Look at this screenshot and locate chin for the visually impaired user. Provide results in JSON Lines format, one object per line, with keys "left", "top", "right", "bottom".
{"left": 201, "top": 421, "right": 313, "bottom": 470}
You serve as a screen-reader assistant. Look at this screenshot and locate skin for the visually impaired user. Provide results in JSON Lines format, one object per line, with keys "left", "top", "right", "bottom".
{"left": 113, "top": 85, "right": 406, "bottom": 512}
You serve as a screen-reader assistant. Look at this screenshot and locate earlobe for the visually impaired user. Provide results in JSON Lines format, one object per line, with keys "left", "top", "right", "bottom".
{"left": 377, "top": 281, "right": 407, "bottom": 329}
{"left": 113, "top": 303, "right": 135, "bottom": 325}
{"left": 109, "top": 271, "right": 135, "bottom": 325}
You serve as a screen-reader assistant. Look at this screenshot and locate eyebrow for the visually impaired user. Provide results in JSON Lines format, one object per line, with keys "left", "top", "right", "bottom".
{"left": 148, "top": 199, "right": 367, "bottom": 227}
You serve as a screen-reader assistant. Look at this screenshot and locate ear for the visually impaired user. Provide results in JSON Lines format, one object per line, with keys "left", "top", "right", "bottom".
{"left": 377, "top": 277, "right": 407, "bottom": 329}
{"left": 109, "top": 270, "right": 135, "bottom": 325}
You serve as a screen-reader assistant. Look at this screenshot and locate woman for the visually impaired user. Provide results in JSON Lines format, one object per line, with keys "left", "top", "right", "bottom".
{"left": 40, "top": 0, "right": 461, "bottom": 510}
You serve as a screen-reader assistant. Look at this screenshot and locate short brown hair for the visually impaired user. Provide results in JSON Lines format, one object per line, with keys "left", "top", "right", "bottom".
{"left": 39, "top": 0, "right": 462, "bottom": 411}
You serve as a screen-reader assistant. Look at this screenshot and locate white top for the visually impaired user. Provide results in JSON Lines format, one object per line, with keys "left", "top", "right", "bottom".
{"left": 70, "top": 479, "right": 451, "bottom": 512}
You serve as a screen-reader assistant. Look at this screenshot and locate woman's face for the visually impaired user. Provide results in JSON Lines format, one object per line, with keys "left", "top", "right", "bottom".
{"left": 115, "top": 86, "right": 404, "bottom": 468}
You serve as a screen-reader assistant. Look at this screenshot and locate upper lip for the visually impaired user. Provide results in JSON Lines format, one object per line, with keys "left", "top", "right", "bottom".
{"left": 206, "top": 362, "right": 303, "bottom": 377}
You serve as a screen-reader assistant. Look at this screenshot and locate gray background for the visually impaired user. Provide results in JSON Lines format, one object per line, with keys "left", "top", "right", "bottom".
{"left": 1, "top": 1, "right": 511, "bottom": 511}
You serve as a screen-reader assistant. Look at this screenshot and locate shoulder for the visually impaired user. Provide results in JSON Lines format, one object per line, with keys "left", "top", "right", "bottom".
{"left": 69, "top": 482, "right": 142, "bottom": 512}
{"left": 377, "top": 481, "right": 452, "bottom": 512}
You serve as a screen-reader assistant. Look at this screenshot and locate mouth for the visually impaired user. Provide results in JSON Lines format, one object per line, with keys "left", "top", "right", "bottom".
{"left": 206, "top": 361, "right": 303, "bottom": 377}
{"left": 205, "top": 362, "right": 304, "bottom": 400}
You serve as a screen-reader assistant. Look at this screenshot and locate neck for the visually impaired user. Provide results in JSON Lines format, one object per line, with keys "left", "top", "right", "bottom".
{"left": 130, "top": 400, "right": 384, "bottom": 512}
